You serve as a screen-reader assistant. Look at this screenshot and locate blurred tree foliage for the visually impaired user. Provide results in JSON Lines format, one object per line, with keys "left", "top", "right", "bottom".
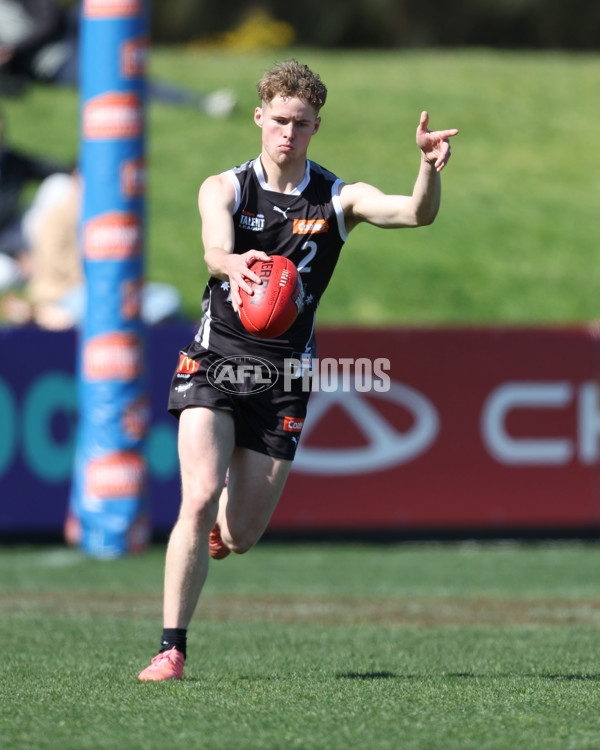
{"left": 150, "top": 0, "right": 600, "bottom": 50}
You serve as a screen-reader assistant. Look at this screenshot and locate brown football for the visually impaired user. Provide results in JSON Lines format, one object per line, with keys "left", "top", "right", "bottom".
{"left": 239, "top": 255, "right": 304, "bottom": 339}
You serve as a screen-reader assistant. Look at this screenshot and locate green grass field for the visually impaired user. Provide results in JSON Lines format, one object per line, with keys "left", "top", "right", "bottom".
{"left": 2, "top": 47, "right": 599, "bottom": 323}
{"left": 3, "top": 542, "right": 600, "bottom": 749}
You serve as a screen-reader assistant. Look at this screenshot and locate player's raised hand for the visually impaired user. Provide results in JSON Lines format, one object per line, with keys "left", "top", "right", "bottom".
{"left": 416, "top": 111, "right": 459, "bottom": 173}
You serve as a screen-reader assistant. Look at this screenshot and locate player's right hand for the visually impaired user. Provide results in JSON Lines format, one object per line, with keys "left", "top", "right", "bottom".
{"left": 226, "top": 249, "right": 270, "bottom": 312}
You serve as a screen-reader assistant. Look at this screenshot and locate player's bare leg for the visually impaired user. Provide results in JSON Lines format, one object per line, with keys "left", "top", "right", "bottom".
{"left": 216, "top": 447, "right": 292, "bottom": 554}
{"left": 163, "top": 406, "right": 235, "bottom": 627}
{"left": 139, "top": 406, "right": 234, "bottom": 681}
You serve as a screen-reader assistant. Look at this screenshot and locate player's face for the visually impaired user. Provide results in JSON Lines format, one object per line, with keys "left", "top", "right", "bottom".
{"left": 254, "top": 96, "right": 320, "bottom": 168}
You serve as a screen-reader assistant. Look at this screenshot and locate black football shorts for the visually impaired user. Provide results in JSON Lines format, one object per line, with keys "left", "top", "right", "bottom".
{"left": 167, "top": 343, "right": 310, "bottom": 461}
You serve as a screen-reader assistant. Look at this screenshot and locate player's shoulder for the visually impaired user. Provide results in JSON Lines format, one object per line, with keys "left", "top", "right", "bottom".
{"left": 198, "top": 158, "right": 257, "bottom": 215}
{"left": 308, "top": 160, "right": 342, "bottom": 185}
{"left": 200, "top": 158, "right": 254, "bottom": 188}
{"left": 198, "top": 172, "right": 237, "bottom": 212}
{"left": 220, "top": 158, "right": 259, "bottom": 195}
{"left": 229, "top": 158, "right": 256, "bottom": 176}
{"left": 199, "top": 171, "right": 232, "bottom": 194}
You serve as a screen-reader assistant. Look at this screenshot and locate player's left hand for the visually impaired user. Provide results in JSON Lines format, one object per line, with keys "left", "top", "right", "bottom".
{"left": 416, "top": 111, "right": 459, "bottom": 173}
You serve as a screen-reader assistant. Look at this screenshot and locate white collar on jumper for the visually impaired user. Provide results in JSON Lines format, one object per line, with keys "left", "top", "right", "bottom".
{"left": 253, "top": 156, "right": 311, "bottom": 196}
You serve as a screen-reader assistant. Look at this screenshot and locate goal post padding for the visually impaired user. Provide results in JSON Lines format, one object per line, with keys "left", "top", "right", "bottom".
{"left": 68, "top": 0, "right": 150, "bottom": 558}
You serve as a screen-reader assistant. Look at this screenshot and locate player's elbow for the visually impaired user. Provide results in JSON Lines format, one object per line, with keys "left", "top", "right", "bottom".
{"left": 402, "top": 212, "right": 435, "bottom": 229}
{"left": 413, "top": 206, "right": 439, "bottom": 227}
{"left": 417, "top": 213, "right": 437, "bottom": 227}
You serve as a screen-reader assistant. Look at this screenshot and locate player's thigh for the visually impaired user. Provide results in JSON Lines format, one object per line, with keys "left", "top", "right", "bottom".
{"left": 226, "top": 447, "right": 292, "bottom": 531}
{"left": 177, "top": 406, "right": 236, "bottom": 510}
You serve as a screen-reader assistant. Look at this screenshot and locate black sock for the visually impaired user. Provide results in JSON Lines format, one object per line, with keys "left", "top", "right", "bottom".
{"left": 159, "top": 628, "right": 187, "bottom": 657}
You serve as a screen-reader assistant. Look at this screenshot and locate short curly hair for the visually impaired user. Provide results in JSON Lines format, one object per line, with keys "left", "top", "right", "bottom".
{"left": 256, "top": 59, "right": 327, "bottom": 112}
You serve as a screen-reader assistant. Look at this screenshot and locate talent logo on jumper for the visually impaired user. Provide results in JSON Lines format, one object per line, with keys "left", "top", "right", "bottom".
{"left": 120, "top": 36, "right": 148, "bottom": 78}
{"left": 84, "top": 0, "right": 142, "bottom": 18}
{"left": 85, "top": 451, "right": 145, "bottom": 499}
{"left": 83, "top": 332, "right": 144, "bottom": 381}
{"left": 84, "top": 212, "right": 142, "bottom": 261}
{"left": 238, "top": 210, "right": 265, "bottom": 232}
{"left": 83, "top": 92, "right": 143, "bottom": 140}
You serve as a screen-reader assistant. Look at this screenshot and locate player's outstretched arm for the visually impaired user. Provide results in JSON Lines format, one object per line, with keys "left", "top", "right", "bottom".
{"left": 340, "top": 111, "right": 458, "bottom": 232}
{"left": 198, "top": 174, "right": 268, "bottom": 312}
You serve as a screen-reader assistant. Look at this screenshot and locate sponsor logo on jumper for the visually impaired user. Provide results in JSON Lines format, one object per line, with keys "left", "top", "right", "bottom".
{"left": 283, "top": 416, "right": 304, "bottom": 433}
{"left": 207, "top": 356, "right": 278, "bottom": 395}
{"left": 84, "top": 0, "right": 142, "bottom": 18}
{"left": 83, "top": 92, "right": 143, "bottom": 139}
{"left": 84, "top": 212, "right": 142, "bottom": 261}
{"left": 121, "top": 36, "right": 148, "bottom": 78}
{"left": 293, "top": 219, "right": 329, "bottom": 234}
{"left": 120, "top": 158, "right": 146, "bottom": 198}
{"left": 177, "top": 354, "right": 199, "bottom": 375}
{"left": 273, "top": 206, "right": 290, "bottom": 219}
{"left": 86, "top": 451, "right": 145, "bottom": 498}
{"left": 238, "top": 211, "right": 265, "bottom": 232}
{"left": 83, "top": 332, "right": 144, "bottom": 381}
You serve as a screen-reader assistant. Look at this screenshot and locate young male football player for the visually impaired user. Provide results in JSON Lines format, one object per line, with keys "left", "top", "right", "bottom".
{"left": 139, "top": 59, "right": 458, "bottom": 680}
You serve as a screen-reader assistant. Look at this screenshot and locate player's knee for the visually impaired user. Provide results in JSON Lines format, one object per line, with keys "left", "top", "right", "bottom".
{"left": 227, "top": 529, "right": 260, "bottom": 555}
{"left": 180, "top": 480, "right": 221, "bottom": 527}
{"left": 229, "top": 540, "right": 253, "bottom": 555}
